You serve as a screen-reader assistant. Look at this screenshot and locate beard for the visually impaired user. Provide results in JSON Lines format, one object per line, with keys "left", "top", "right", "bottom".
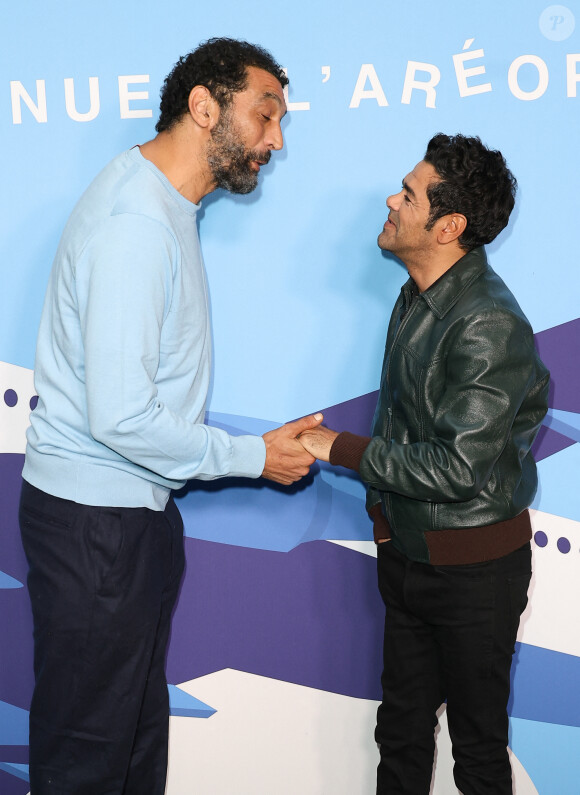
{"left": 207, "top": 107, "right": 271, "bottom": 195}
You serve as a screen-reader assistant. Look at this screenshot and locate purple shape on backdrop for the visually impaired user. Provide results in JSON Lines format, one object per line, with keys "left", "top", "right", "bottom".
{"left": 0, "top": 763, "right": 28, "bottom": 782}
{"left": 167, "top": 536, "right": 385, "bottom": 701}
{"left": 535, "top": 317, "right": 580, "bottom": 414}
{"left": 320, "top": 390, "right": 378, "bottom": 437}
{"left": 531, "top": 424, "right": 576, "bottom": 462}
{"left": 0, "top": 771, "right": 30, "bottom": 795}
{"left": 29, "top": 396, "right": 38, "bottom": 411}
{"left": 556, "top": 537, "right": 571, "bottom": 554}
{"left": 3, "top": 390, "right": 18, "bottom": 408}
{"left": 0, "top": 590, "right": 34, "bottom": 711}
{"left": 520, "top": 319, "right": 580, "bottom": 460}
{"left": 0, "top": 747, "right": 28, "bottom": 764}
{"left": 0, "top": 456, "right": 27, "bottom": 581}
{"left": 533, "top": 531, "right": 548, "bottom": 548}
{"left": 0, "top": 455, "right": 34, "bottom": 711}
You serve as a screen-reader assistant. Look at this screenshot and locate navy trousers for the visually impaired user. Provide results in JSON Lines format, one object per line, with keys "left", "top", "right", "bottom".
{"left": 19, "top": 481, "right": 185, "bottom": 795}
{"left": 375, "top": 539, "right": 531, "bottom": 795}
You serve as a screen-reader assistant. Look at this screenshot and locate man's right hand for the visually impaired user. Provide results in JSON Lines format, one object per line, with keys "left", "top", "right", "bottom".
{"left": 262, "top": 413, "right": 323, "bottom": 485}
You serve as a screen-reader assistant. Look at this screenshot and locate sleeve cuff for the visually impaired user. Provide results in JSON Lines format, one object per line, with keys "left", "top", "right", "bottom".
{"left": 329, "top": 431, "right": 371, "bottom": 471}
{"left": 229, "top": 434, "right": 267, "bottom": 478}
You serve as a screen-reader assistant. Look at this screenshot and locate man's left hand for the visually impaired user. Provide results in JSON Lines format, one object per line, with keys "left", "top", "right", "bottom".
{"left": 261, "top": 413, "right": 323, "bottom": 485}
{"left": 298, "top": 426, "right": 339, "bottom": 462}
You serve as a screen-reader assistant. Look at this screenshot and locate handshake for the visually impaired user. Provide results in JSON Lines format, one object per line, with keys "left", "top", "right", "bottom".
{"left": 261, "top": 413, "right": 339, "bottom": 486}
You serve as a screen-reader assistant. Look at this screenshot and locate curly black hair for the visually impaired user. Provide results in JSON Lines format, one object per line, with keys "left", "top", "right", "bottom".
{"left": 155, "top": 37, "right": 289, "bottom": 133}
{"left": 423, "top": 133, "right": 517, "bottom": 251}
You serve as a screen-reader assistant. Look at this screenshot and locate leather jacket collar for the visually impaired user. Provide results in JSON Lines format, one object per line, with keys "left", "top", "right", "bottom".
{"left": 403, "top": 246, "right": 489, "bottom": 320}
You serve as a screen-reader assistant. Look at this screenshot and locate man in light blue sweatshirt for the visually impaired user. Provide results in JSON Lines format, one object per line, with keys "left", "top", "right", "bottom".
{"left": 19, "top": 38, "right": 322, "bottom": 794}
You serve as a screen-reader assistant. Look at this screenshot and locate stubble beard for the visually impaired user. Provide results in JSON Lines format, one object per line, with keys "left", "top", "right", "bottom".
{"left": 207, "top": 107, "right": 270, "bottom": 195}
{"left": 377, "top": 230, "right": 391, "bottom": 251}
{"left": 377, "top": 222, "right": 396, "bottom": 252}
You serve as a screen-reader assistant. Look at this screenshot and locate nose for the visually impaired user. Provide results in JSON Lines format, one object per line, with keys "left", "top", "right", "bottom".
{"left": 266, "top": 121, "right": 284, "bottom": 151}
{"left": 387, "top": 190, "right": 402, "bottom": 211}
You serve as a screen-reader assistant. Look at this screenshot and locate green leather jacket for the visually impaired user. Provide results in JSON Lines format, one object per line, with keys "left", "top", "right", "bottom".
{"left": 359, "top": 246, "right": 549, "bottom": 563}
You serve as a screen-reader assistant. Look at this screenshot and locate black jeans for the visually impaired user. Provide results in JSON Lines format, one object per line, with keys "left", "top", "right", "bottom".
{"left": 19, "top": 481, "right": 185, "bottom": 795}
{"left": 375, "top": 539, "right": 531, "bottom": 795}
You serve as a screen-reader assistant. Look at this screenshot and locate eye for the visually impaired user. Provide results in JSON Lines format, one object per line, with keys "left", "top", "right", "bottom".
{"left": 261, "top": 114, "right": 271, "bottom": 121}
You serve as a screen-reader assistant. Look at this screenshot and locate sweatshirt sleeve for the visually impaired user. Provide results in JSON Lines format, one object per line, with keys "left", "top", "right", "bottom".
{"left": 75, "top": 213, "right": 266, "bottom": 481}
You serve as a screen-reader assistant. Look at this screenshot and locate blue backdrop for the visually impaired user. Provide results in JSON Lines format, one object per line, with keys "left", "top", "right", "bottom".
{"left": 1, "top": 2, "right": 579, "bottom": 792}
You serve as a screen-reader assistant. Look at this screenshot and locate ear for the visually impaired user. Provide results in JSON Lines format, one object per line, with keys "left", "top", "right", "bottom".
{"left": 187, "top": 85, "right": 219, "bottom": 130}
{"left": 436, "top": 213, "right": 467, "bottom": 245}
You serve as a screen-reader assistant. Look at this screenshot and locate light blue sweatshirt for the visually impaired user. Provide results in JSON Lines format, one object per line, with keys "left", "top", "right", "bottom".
{"left": 23, "top": 147, "right": 266, "bottom": 510}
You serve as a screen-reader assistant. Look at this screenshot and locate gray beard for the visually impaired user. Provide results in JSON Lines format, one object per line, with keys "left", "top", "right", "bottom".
{"left": 207, "top": 111, "right": 270, "bottom": 195}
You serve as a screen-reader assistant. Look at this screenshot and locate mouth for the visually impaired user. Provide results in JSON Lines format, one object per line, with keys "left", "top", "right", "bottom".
{"left": 383, "top": 217, "right": 396, "bottom": 230}
{"left": 250, "top": 158, "right": 269, "bottom": 173}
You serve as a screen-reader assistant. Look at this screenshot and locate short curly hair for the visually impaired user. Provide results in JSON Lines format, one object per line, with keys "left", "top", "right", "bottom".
{"left": 156, "top": 37, "right": 289, "bottom": 133}
{"left": 423, "top": 133, "right": 517, "bottom": 251}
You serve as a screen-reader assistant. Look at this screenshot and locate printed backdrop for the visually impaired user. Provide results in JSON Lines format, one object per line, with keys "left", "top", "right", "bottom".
{"left": 1, "top": 2, "right": 579, "bottom": 792}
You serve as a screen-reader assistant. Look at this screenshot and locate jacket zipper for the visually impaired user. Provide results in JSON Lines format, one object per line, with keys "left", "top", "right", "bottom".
{"left": 385, "top": 292, "right": 420, "bottom": 432}
{"left": 383, "top": 292, "right": 420, "bottom": 529}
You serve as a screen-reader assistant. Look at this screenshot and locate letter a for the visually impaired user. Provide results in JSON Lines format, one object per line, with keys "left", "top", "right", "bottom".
{"left": 349, "top": 64, "right": 388, "bottom": 108}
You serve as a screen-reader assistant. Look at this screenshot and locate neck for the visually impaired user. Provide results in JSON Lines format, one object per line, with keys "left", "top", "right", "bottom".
{"left": 139, "top": 125, "right": 216, "bottom": 204}
{"left": 406, "top": 247, "right": 465, "bottom": 292}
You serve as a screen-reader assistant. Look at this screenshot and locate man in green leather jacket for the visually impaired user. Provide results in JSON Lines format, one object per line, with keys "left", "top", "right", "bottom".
{"left": 299, "top": 134, "right": 549, "bottom": 795}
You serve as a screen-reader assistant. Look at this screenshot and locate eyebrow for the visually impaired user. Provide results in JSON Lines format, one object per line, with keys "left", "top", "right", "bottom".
{"left": 402, "top": 179, "right": 416, "bottom": 199}
{"left": 262, "top": 91, "right": 287, "bottom": 116}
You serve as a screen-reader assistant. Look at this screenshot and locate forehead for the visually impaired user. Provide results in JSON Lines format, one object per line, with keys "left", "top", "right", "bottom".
{"left": 237, "top": 65, "right": 287, "bottom": 113}
{"left": 405, "top": 160, "right": 439, "bottom": 194}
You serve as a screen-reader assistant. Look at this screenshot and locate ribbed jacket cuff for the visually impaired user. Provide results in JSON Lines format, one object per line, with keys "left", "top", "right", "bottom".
{"left": 329, "top": 431, "right": 371, "bottom": 471}
{"left": 368, "top": 503, "right": 391, "bottom": 543}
